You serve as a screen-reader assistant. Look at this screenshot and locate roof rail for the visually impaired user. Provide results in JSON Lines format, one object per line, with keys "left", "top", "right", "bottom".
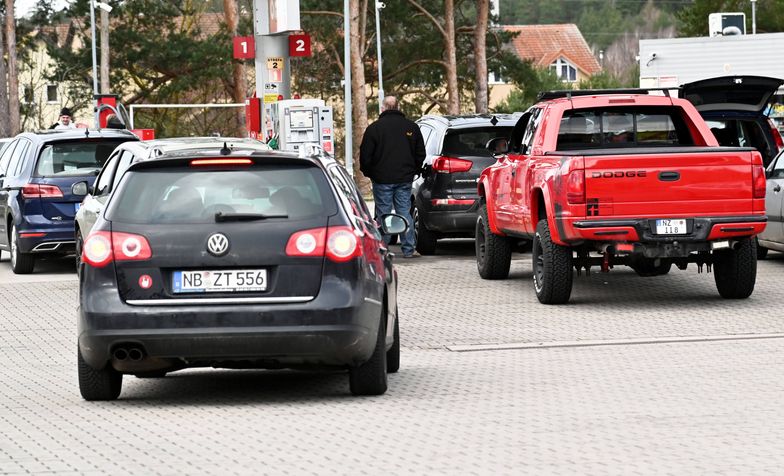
{"left": 537, "top": 88, "right": 672, "bottom": 102}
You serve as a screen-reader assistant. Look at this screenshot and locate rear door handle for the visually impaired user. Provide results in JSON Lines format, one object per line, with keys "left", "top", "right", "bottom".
{"left": 775, "top": 184, "right": 781, "bottom": 193}
{"left": 658, "top": 171, "right": 680, "bottom": 181}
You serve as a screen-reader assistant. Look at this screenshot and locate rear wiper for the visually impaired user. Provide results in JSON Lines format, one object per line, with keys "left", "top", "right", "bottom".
{"left": 214, "top": 212, "right": 288, "bottom": 222}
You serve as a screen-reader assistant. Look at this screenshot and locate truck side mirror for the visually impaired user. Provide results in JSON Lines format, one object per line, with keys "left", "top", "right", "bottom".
{"left": 486, "top": 137, "right": 509, "bottom": 156}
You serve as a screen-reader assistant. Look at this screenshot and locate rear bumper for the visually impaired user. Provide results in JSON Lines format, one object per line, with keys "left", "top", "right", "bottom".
{"left": 15, "top": 216, "right": 75, "bottom": 254}
{"left": 563, "top": 215, "right": 767, "bottom": 244}
{"left": 420, "top": 199, "right": 480, "bottom": 234}
{"left": 17, "top": 230, "right": 75, "bottom": 254}
{"left": 78, "top": 282, "right": 383, "bottom": 371}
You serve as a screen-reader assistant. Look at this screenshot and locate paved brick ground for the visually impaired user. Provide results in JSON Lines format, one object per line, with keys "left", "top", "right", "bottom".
{"left": 2, "top": 245, "right": 784, "bottom": 474}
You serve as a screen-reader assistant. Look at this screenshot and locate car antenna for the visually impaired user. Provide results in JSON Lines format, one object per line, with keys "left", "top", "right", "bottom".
{"left": 490, "top": 115, "right": 499, "bottom": 126}
{"left": 84, "top": 128, "right": 90, "bottom": 138}
{"left": 220, "top": 141, "right": 231, "bottom": 156}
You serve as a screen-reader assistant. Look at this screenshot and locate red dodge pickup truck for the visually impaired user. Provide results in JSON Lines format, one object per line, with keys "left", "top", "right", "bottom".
{"left": 476, "top": 90, "right": 767, "bottom": 304}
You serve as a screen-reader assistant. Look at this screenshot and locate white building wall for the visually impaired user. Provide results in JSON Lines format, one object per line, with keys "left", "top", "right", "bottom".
{"left": 639, "top": 33, "right": 784, "bottom": 88}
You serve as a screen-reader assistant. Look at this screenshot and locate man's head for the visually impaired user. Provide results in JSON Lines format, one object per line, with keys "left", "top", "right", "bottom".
{"left": 381, "top": 96, "right": 399, "bottom": 112}
{"left": 59, "top": 107, "right": 73, "bottom": 125}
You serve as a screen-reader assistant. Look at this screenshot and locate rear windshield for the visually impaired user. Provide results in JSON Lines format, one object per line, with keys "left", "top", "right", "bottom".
{"left": 35, "top": 140, "right": 127, "bottom": 177}
{"left": 556, "top": 107, "right": 695, "bottom": 151}
{"left": 107, "top": 164, "right": 338, "bottom": 224}
{"left": 442, "top": 127, "right": 513, "bottom": 157}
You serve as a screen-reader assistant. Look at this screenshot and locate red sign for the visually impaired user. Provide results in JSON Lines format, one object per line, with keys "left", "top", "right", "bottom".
{"left": 233, "top": 36, "right": 255, "bottom": 59}
{"left": 289, "top": 34, "right": 311, "bottom": 57}
{"left": 131, "top": 129, "right": 155, "bottom": 140}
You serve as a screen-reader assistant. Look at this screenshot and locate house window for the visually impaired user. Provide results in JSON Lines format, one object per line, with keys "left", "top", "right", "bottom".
{"left": 489, "top": 70, "right": 507, "bottom": 85}
{"left": 550, "top": 58, "right": 577, "bottom": 83}
{"left": 46, "top": 84, "right": 58, "bottom": 103}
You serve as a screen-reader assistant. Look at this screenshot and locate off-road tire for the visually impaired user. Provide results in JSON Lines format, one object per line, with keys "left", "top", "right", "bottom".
{"left": 713, "top": 238, "right": 757, "bottom": 299}
{"left": 414, "top": 206, "right": 438, "bottom": 255}
{"left": 756, "top": 238, "right": 768, "bottom": 260}
{"left": 532, "top": 219, "right": 573, "bottom": 304}
{"left": 349, "top": 311, "right": 388, "bottom": 396}
{"left": 475, "top": 203, "right": 511, "bottom": 279}
{"left": 10, "top": 225, "right": 35, "bottom": 274}
{"left": 630, "top": 258, "right": 672, "bottom": 277}
{"left": 386, "top": 311, "right": 400, "bottom": 373}
{"left": 78, "top": 348, "right": 122, "bottom": 401}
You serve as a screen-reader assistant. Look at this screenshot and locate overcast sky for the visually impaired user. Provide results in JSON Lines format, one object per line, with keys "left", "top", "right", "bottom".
{"left": 15, "top": 0, "right": 70, "bottom": 18}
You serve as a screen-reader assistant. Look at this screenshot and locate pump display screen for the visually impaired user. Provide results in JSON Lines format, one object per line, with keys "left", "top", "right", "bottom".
{"left": 289, "top": 110, "right": 314, "bottom": 129}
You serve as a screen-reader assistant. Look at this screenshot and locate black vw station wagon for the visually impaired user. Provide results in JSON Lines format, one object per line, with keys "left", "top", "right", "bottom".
{"left": 77, "top": 143, "right": 406, "bottom": 400}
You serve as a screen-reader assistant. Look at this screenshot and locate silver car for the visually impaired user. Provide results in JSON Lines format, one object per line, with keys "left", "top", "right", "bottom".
{"left": 758, "top": 148, "right": 784, "bottom": 259}
{"left": 74, "top": 137, "right": 271, "bottom": 270}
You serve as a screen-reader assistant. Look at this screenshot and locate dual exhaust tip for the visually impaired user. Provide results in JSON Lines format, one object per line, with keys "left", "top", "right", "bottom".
{"left": 113, "top": 346, "right": 144, "bottom": 362}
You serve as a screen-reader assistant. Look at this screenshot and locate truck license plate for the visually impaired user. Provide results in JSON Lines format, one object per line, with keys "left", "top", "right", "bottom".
{"left": 655, "top": 219, "right": 687, "bottom": 235}
{"left": 172, "top": 269, "right": 267, "bottom": 293}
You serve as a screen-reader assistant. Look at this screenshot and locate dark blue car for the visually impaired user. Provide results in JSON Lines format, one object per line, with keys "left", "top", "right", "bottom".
{"left": 0, "top": 129, "right": 138, "bottom": 273}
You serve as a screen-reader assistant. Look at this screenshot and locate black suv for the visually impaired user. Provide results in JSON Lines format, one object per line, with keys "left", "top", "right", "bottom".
{"left": 0, "top": 129, "right": 138, "bottom": 273}
{"left": 413, "top": 114, "right": 519, "bottom": 254}
{"left": 681, "top": 75, "right": 784, "bottom": 167}
{"left": 77, "top": 144, "right": 406, "bottom": 400}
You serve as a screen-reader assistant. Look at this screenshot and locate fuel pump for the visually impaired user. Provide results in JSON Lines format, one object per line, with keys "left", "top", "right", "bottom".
{"left": 268, "top": 99, "right": 334, "bottom": 155}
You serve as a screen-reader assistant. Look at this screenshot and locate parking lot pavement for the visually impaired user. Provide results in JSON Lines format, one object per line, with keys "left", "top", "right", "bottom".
{"left": 3, "top": 245, "right": 784, "bottom": 473}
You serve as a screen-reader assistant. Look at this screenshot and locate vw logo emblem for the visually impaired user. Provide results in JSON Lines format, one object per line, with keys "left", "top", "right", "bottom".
{"left": 207, "top": 233, "right": 230, "bottom": 257}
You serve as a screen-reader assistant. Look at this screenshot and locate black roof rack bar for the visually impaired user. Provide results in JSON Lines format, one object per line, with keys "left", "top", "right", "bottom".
{"left": 537, "top": 88, "right": 672, "bottom": 102}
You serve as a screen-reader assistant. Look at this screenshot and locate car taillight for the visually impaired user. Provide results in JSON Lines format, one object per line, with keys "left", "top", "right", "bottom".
{"left": 285, "top": 228, "right": 326, "bottom": 257}
{"left": 768, "top": 118, "right": 784, "bottom": 152}
{"left": 753, "top": 165, "right": 766, "bottom": 199}
{"left": 326, "top": 227, "right": 361, "bottom": 262}
{"left": 432, "top": 156, "right": 473, "bottom": 173}
{"left": 82, "top": 231, "right": 152, "bottom": 268}
{"left": 113, "top": 232, "right": 152, "bottom": 261}
{"left": 286, "top": 226, "right": 361, "bottom": 262}
{"left": 21, "top": 184, "right": 63, "bottom": 199}
{"left": 566, "top": 170, "right": 585, "bottom": 204}
{"left": 83, "top": 232, "right": 113, "bottom": 267}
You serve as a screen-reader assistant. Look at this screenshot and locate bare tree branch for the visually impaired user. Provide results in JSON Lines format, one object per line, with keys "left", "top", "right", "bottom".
{"left": 386, "top": 59, "right": 447, "bottom": 81}
{"left": 405, "top": 0, "right": 446, "bottom": 39}
{"left": 302, "top": 10, "right": 344, "bottom": 18}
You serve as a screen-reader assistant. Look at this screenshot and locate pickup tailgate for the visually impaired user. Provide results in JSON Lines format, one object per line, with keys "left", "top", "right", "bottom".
{"left": 582, "top": 147, "right": 756, "bottom": 217}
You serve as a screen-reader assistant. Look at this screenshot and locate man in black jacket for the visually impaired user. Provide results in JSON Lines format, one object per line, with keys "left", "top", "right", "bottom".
{"left": 360, "top": 96, "right": 426, "bottom": 258}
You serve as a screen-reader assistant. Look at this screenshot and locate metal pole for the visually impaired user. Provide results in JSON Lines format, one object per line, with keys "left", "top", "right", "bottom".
{"left": 89, "top": 1, "right": 99, "bottom": 127}
{"left": 343, "top": 0, "right": 353, "bottom": 176}
{"left": 375, "top": 1, "right": 384, "bottom": 115}
{"left": 751, "top": 0, "right": 757, "bottom": 35}
{"left": 100, "top": 8, "right": 110, "bottom": 93}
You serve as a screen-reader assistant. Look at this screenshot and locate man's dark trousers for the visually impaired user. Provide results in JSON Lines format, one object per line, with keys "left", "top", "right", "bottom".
{"left": 373, "top": 182, "right": 416, "bottom": 256}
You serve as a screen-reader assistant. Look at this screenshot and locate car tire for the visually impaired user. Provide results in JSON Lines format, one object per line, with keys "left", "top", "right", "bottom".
{"left": 75, "top": 231, "right": 84, "bottom": 276}
{"left": 349, "top": 311, "right": 388, "bottom": 396}
{"left": 713, "top": 238, "right": 757, "bottom": 299}
{"left": 78, "top": 348, "right": 122, "bottom": 401}
{"left": 532, "top": 219, "right": 573, "bottom": 304}
{"left": 475, "top": 203, "right": 511, "bottom": 280}
{"left": 10, "top": 225, "right": 35, "bottom": 274}
{"left": 756, "top": 238, "right": 768, "bottom": 260}
{"left": 386, "top": 310, "right": 400, "bottom": 374}
{"left": 630, "top": 258, "right": 672, "bottom": 277}
{"left": 413, "top": 206, "right": 437, "bottom": 255}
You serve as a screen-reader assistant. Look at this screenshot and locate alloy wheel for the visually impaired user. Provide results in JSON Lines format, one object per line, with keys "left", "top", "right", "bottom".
{"left": 533, "top": 232, "right": 544, "bottom": 292}
{"left": 10, "top": 228, "right": 17, "bottom": 269}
